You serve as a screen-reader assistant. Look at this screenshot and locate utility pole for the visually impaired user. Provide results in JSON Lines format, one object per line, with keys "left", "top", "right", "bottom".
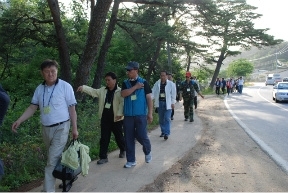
{"left": 275, "top": 49, "right": 278, "bottom": 73}
{"left": 167, "top": 42, "right": 172, "bottom": 73}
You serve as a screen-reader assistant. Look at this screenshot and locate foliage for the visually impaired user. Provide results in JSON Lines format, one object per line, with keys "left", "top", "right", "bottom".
{"left": 0, "top": 75, "right": 159, "bottom": 191}
{"left": 227, "top": 59, "right": 254, "bottom": 77}
{"left": 193, "top": 0, "right": 282, "bottom": 88}
{"left": 201, "top": 87, "right": 214, "bottom": 95}
{"left": 0, "top": 0, "right": 284, "bottom": 190}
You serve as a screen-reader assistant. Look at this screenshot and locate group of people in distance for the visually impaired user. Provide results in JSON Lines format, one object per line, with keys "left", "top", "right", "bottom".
{"left": 215, "top": 76, "right": 244, "bottom": 95}
{"left": 2, "top": 59, "right": 204, "bottom": 192}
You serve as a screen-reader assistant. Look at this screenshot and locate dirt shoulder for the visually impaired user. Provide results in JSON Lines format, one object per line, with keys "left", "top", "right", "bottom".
{"left": 139, "top": 95, "right": 288, "bottom": 192}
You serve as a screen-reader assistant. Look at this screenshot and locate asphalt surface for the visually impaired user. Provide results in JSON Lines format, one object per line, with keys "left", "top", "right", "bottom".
{"left": 30, "top": 101, "right": 203, "bottom": 192}
{"left": 225, "top": 84, "right": 288, "bottom": 174}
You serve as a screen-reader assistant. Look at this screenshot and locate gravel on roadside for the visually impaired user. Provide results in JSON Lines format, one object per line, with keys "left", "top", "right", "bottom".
{"left": 139, "top": 95, "right": 288, "bottom": 192}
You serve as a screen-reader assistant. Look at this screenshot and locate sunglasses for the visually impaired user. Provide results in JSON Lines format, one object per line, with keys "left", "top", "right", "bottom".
{"left": 126, "top": 69, "right": 136, "bottom": 72}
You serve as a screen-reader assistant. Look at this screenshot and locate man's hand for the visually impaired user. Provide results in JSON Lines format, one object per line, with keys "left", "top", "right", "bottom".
{"left": 72, "top": 129, "right": 79, "bottom": 140}
{"left": 115, "top": 116, "right": 123, "bottom": 121}
{"left": 134, "top": 82, "right": 144, "bottom": 90}
{"left": 147, "top": 114, "right": 153, "bottom": 124}
{"left": 11, "top": 121, "right": 21, "bottom": 133}
{"left": 76, "top": 86, "right": 83, "bottom": 92}
{"left": 171, "top": 104, "right": 175, "bottom": 109}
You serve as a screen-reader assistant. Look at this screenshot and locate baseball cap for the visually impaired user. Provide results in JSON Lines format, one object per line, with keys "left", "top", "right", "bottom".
{"left": 125, "top": 61, "right": 139, "bottom": 70}
{"left": 185, "top": 71, "right": 191, "bottom": 78}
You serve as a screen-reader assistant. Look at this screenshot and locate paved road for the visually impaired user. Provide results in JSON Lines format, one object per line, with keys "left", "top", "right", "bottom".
{"left": 225, "top": 83, "right": 288, "bottom": 174}
{"left": 30, "top": 101, "right": 203, "bottom": 192}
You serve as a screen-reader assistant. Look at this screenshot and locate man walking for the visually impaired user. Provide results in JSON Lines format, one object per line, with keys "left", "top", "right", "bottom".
{"left": 180, "top": 72, "right": 204, "bottom": 122}
{"left": 191, "top": 76, "right": 200, "bottom": 109}
{"left": 77, "top": 72, "right": 126, "bottom": 165}
{"left": 215, "top": 77, "right": 221, "bottom": 95}
{"left": 152, "top": 71, "right": 176, "bottom": 140}
{"left": 0, "top": 84, "right": 10, "bottom": 181}
{"left": 121, "top": 61, "right": 153, "bottom": 168}
{"left": 11, "top": 59, "right": 78, "bottom": 192}
{"left": 221, "top": 77, "right": 226, "bottom": 94}
{"left": 167, "top": 73, "right": 176, "bottom": 120}
{"left": 238, "top": 76, "right": 244, "bottom": 94}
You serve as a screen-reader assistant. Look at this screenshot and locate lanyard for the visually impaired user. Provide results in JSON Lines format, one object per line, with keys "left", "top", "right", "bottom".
{"left": 43, "top": 84, "right": 56, "bottom": 107}
{"left": 105, "top": 90, "right": 115, "bottom": 104}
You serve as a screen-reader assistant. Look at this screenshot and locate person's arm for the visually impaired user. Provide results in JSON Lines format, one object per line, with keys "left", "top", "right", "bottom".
{"left": 115, "top": 91, "right": 124, "bottom": 121}
{"left": 146, "top": 93, "right": 153, "bottom": 124}
{"left": 193, "top": 82, "right": 204, "bottom": 99}
{"left": 68, "top": 105, "right": 78, "bottom": 139}
{"left": 121, "top": 82, "right": 144, "bottom": 97}
{"left": 171, "top": 83, "right": 176, "bottom": 108}
{"left": 77, "top": 85, "right": 100, "bottom": 98}
{"left": 12, "top": 104, "right": 38, "bottom": 133}
{"left": 151, "top": 82, "right": 157, "bottom": 100}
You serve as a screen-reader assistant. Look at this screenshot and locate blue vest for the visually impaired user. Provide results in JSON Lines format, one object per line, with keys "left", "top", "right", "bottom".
{"left": 123, "top": 77, "right": 147, "bottom": 116}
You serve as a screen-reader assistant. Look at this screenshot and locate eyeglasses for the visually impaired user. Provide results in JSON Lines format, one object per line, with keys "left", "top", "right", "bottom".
{"left": 126, "top": 69, "right": 137, "bottom": 72}
{"left": 43, "top": 70, "right": 57, "bottom": 75}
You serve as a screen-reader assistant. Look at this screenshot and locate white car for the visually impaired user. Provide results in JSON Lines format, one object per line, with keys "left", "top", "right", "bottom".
{"left": 265, "top": 77, "right": 275, "bottom": 86}
{"left": 272, "top": 82, "right": 288, "bottom": 103}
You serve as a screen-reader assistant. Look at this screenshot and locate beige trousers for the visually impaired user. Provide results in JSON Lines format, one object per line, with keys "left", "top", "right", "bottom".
{"left": 42, "top": 121, "right": 70, "bottom": 192}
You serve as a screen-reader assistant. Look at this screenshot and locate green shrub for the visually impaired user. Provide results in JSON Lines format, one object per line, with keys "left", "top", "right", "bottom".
{"left": 0, "top": 94, "right": 159, "bottom": 191}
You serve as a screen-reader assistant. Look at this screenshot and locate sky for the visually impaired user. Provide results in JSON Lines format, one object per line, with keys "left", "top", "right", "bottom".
{"left": 246, "top": 0, "right": 288, "bottom": 41}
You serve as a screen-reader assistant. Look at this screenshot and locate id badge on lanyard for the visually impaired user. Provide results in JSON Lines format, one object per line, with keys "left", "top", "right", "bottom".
{"left": 131, "top": 95, "right": 137, "bottom": 100}
{"left": 43, "top": 106, "right": 51, "bottom": 114}
{"left": 105, "top": 103, "right": 111, "bottom": 109}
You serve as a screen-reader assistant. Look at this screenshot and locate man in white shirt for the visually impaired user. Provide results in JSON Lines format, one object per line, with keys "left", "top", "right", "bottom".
{"left": 152, "top": 71, "right": 176, "bottom": 140}
{"left": 238, "top": 76, "right": 245, "bottom": 94}
{"left": 12, "top": 59, "right": 78, "bottom": 192}
{"left": 167, "top": 73, "right": 176, "bottom": 120}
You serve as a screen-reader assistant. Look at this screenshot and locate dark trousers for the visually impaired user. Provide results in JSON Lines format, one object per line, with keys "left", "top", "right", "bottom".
{"left": 227, "top": 87, "right": 231, "bottom": 95}
{"left": 221, "top": 87, "right": 225, "bottom": 94}
{"left": 183, "top": 99, "right": 194, "bottom": 119}
{"left": 123, "top": 116, "right": 151, "bottom": 162}
{"left": 99, "top": 119, "right": 125, "bottom": 159}
{"left": 215, "top": 86, "right": 220, "bottom": 95}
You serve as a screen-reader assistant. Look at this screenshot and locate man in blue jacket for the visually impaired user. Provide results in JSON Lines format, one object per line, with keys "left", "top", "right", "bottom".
{"left": 0, "top": 84, "right": 10, "bottom": 181}
{"left": 121, "top": 61, "right": 153, "bottom": 168}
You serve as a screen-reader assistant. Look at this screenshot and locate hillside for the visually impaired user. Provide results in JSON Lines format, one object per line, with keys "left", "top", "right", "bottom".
{"left": 225, "top": 41, "right": 288, "bottom": 71}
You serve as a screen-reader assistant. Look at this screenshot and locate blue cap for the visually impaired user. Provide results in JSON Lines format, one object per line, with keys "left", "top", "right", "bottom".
{"left": 125, "top": 61, "right": 139, "bottom": 70}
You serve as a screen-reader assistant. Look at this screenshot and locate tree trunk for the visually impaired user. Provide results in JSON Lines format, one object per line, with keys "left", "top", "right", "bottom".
{"left": 209, "top": 41, "right": 228, "bottom": 88}
{"left": 92, "top": 0, "right": 121, "bottom": 89}
{"left": 167, "top": 42, "right": 172, "bottom": 73}
{"left": 187, "top": 54, "right": 191, "bottom": 72}
{"left": 74, "top": 0, "right": 113, "bottom": 99}
{"left": 47, "top": 0, "right": 72, "bottom": 83}
{"left": 145, "top": 39, "right": 163, "bottom": 82}
{"left": 209, "top": 53, "right": 225, "bottom": 88}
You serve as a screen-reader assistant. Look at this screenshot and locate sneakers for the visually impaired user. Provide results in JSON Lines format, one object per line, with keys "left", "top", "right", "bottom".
{"left": 145, "top": 153, "right": 152, "bottom": 163}
{"left": 190, "top": 118, "right": 194, "bottom": 122}
{"left": 97, "top": 158, "right": 108, "bottom": 164}
{"left": 124, "top": 161, "right": 137, "bottom": 168}
{"left": 184, "top": 118, "right": 188, "bottom": 121}
{"left": 159, "top": 133, "right": 164, "bottom": 137}
{"left": 164, "top": 135, "right": 168, "bottom": 140}
{"left": 119, "top": 151, "right": 125, "bottom": 158}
